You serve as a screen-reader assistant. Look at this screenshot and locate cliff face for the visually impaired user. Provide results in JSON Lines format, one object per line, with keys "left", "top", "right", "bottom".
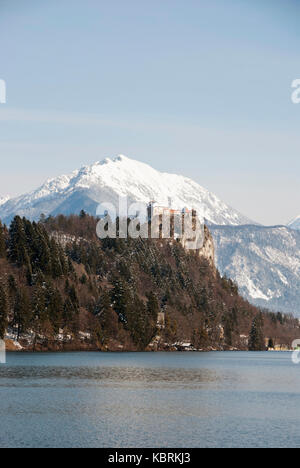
{"left": 199, "top": 225, "right": 215, "bottom": 269}
{"left": 180, "top": 224, "right": 215, "bottom": 269}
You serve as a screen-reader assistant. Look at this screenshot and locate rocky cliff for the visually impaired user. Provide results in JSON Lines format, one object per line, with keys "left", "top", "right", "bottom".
{"left": 199, "top": 225, "right": 215, "bottom": 269}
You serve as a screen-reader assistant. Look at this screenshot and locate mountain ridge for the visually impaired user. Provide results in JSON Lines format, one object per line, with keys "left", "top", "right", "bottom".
{"left": 0, "top": 155, "right": 256, "bottom": 226}
{"left": 288, "top": 215, "right": 300, "bottom": 230}
{"left": 210, "top": 224, "right": 300, "bottom": 316}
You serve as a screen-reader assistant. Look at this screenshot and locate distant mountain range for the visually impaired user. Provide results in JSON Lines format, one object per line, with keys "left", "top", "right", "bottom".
{"left": 211, "top": 225, "right": 300, "bottom": 316}
{"left": 0, "top": 154, "right": 299, "bottom": 315}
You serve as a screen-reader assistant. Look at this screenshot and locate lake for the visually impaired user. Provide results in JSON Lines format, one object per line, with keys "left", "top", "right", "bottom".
{"left": 0, "top": 351, "right": 299, "bottom": 448}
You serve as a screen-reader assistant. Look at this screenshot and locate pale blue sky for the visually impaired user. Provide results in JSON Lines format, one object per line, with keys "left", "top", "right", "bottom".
{"left": 0, "top": 0, "right": 299, "bottom": 225}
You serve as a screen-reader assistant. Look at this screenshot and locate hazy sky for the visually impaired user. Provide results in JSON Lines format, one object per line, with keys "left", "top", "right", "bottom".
{"left": 0, "top": 0, "right": 300, "bottom": 225}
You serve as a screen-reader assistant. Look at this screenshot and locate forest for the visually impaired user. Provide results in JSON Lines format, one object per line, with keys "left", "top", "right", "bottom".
{"left": 0, "top": 212, "right": 299, "bottom": 352}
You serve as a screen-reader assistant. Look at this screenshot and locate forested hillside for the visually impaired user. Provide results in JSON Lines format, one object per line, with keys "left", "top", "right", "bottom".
{"left": 0, "top": 213, "right": 298, "bottom": 352}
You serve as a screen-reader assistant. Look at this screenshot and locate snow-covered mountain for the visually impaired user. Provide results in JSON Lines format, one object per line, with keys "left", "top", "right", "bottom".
{"left": 210, "top": 225, "right": 300, "bottom": 316}
{"left": 0, "top": 155, "right": 255, "bottom": 226}
{"left": 288, "top": 215, "right": 300, "bottom": 230}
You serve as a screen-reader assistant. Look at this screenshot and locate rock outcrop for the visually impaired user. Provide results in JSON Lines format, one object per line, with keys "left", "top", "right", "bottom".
{"left": 199, "top": 225, "right": 215, "bottom": 269}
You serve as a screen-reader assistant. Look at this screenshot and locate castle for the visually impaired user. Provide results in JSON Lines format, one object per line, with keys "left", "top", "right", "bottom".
{"left": 147, "top": 200, "right": 193, "bottom": 221}
{"left": 147, "top": 201, "right": 215, "bottom": 269}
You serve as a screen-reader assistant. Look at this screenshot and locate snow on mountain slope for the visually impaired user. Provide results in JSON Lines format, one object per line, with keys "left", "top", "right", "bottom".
{"left": 0, "top": 196, "right": 10, "bottom": 207}
{"left": 288, "top": 215, "right": 300, "bottom": 230}
{"left": 0, "top": 155, "right": 255, "bottom": 226}
{"left": 210, "top": 225, "right": 300, "bottom": 316}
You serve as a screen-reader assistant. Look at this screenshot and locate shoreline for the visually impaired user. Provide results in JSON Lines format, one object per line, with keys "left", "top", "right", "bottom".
{"left": 5, "top": 348, "right": 293, "bottom": 354}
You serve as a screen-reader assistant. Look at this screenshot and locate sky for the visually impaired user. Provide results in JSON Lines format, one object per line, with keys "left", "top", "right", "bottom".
{"left": 0, "top": 0, "right": 300, "bottom": 225}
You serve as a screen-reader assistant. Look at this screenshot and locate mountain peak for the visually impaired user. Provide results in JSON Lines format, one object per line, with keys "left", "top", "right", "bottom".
{"left": 114, "top": 154, "right": 129, "bottom": 162}
{"left": 0, "top": 155, "right": 256, "bottom": 226}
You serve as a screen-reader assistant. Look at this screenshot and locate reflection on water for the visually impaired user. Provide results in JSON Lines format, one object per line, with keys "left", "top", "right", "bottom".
{"left": 0, "top": 352, "right": 299, "bottom": 448}
{"left": 0, "top": 366, "right": 220, "bottom": 389}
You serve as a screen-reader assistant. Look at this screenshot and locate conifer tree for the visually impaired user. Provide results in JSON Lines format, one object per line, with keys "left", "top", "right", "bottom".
{"left": 126, "top": 296, "right": 157, "bottom": 350}
{"left": 32, "top": 283, "right": 47, "bottom": 324}
{"left": 9, "top": 216, "right": 30, "bottom": 267}
{"left": 45, "top": 284, "right": 63, "bottom": 334}
{"left": 63, "top": 283, "right": 80, "bottom": 335}
{"left": 249, "top": 313, "right": 265, "bottom": 351}
{"left": 13, "top": 288, "right": 31, "bottom": 340}
{"left": 146, "top": 291, "right": 160, "bottom": 322}
{"left": 58, "top": 244, "right": 69, "bottom": 275}
{"left": 111, "top": 278, "right": 130, "bottom": 323}
{"left": 94, "top": 289, "right": 116, "bottom": 341}
{"left": 0, "top": 284, "right": 8, "bottom": 339}
{"left": 50, "top": 238, "right": 63, "bottom": 278}
{"left": 34, "top": 224, "right": 52, "bottom": 275}
{"left": 63, "top": 298, "right": 80, "bottom": 335}
{"left": 7, "top": 275, "right": 17, "bottom": 303}
{"left": 0, "top": 221, "right": 7, "bottom": 258}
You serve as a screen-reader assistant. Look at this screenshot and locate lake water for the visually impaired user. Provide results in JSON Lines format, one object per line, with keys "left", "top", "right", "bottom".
{"left": 0, "top": 351, "right": 299, "bottom": 448}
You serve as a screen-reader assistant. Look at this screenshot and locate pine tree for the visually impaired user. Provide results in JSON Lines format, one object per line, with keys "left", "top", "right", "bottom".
{"left": 111, "top": 279, "right": 131, "bottom": 324}
{"left": 13, "top": 288, "right": 31, "bottom": 340}
{"left": 63, "top": 298, "right": 79, "bottom": 335}
{"left": 249, "top": 313, "right": 265, "bottom": 351}
{"left": 146, "top": 291, "right": 159, "bottom": 322}
{"left": 0, "top": 284, "right": 8, "bottom": 339}
{"left": 126, "top": 296, "right": 147, "bottom": 349}
{"left": 32, "top": 283, "right": 46, "bottom": 323}
{"left": 68, "top": 284, "right": 79, "bottom": 309}
{"left": 45, "top": 285, "right": 63, "bottom": 334}
{"left": 94, "top": 289, "right": 116, "bottom": 342}
{"left": 8, "top": 216, "right": 30, "bottom": 267}
{"left": 58, "top": 244, "right": 69, "bottom": 275}
{"left": 25, "top": 259, "right": 33, "bottom": 286}
{"left": 34, "top": 223, "right": 52, "bottom": 275}
{"left": 32, "top": 283, "right": 47, "bottom": 341}
{"left": 0, "top": 221, "right": 7, "bottom": 258}
{"left": 49, "top": 238, "right": 63, "bottom": 278}
{"left": 63, "top": 283, "right": 80, "bottom": 335}
{"left": 7, "top": 275, "right": 17, "bottom": 320}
